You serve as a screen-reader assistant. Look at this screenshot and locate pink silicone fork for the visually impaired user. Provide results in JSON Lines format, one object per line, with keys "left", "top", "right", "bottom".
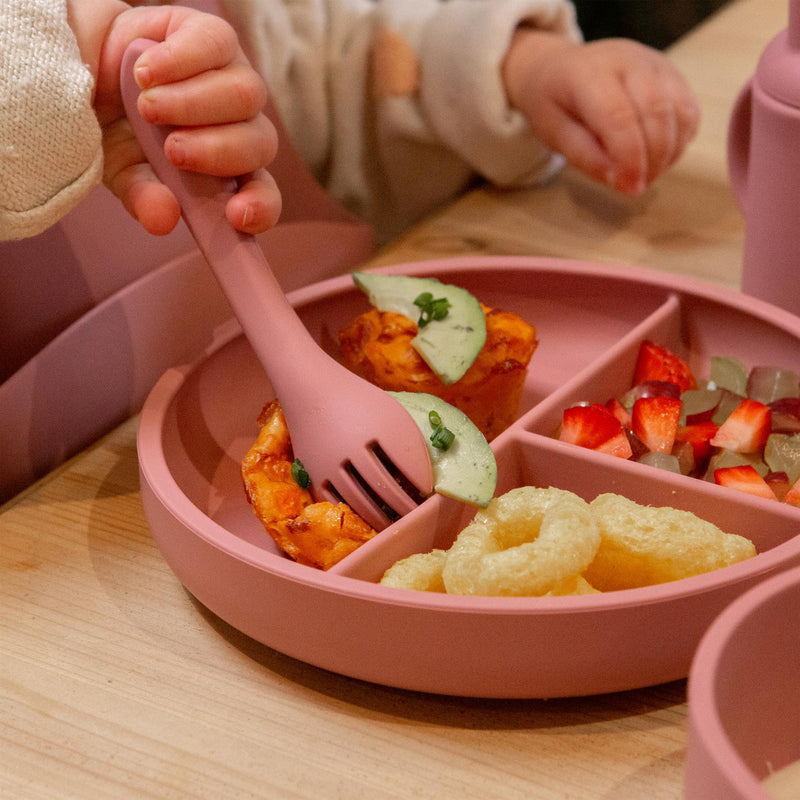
{"left": 121, "top": 39, "right": 432, "bottom": 530}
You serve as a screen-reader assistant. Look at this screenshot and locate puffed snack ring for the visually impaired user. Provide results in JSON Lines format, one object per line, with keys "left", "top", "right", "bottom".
{"left": 441, "top": 487, "right": 601, "bottom": 597}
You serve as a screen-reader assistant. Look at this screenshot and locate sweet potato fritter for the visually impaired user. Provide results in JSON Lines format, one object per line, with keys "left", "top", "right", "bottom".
{"left": 338, "top": 304, "right": 537, "bottom": 440}
{"left": 241, "top": 400, "right": 376, "bottom": 570}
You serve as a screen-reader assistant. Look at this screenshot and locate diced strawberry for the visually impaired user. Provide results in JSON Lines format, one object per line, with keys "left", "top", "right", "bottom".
{"left": 710, "top": 399, "right": 771, "bottom": 454}
{"left": 559, "top": 403, "right": 633, "bottom": 459}
{"left": 714, "top": 464, "right": 778, "bottom": 500}
{"left": 631, "top": 395, "right": 682, "bottom": 453}
{"left": 675, "top": 420, "right": 719, "bottom": 466}
{"left": 633, "top": 340, "right": 697, "bottom": 393}
{"left": 605, "top": 397, "right": 632, "bottom": 428}
{"left": 784, "top": 475, "right": 800, "bottom": 507}
{"left": 595, "top": 429, "right": 634, "bottom": 458}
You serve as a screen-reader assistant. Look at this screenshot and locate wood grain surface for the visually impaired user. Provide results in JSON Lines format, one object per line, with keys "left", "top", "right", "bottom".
{"left": 1, "top": 2, "right": 788, "bottom": 798}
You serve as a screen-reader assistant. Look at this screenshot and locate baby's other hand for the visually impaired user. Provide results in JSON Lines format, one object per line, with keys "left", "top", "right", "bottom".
{"left": 84, "top": 3, "right": 280, "bottom": 235}
{"left": 503, "top": 30, "right": 700, "bottom": 195}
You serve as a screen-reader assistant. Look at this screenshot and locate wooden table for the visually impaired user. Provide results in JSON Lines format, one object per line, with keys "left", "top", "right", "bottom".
{"left": 1, "top": 1, "right": 787, "bottom": 797}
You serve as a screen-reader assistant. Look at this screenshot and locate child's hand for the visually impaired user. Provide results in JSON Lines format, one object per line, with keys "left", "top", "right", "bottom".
{"left": 502, "top": 30, "right": 700, "bottom": 195}
{"left": 70, "top": 1, "right": 280, "bottom": 236}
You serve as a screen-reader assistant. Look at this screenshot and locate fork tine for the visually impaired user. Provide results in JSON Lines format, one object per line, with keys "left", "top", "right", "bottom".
{"left": 317, "top": 477, "right": 394, "bottom": 532}
{"left": 350, "top": 450, "right": 423, "bottom": 518}
{"left": 321, "top": 451, "right": 426, "bottom": 531}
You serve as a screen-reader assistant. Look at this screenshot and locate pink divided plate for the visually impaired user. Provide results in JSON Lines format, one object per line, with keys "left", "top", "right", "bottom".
{"left": 685, "top": 564, "right": 800, "bottom": 799}
{"left": 137, "top": 256, "right": 800, "bottom": 698}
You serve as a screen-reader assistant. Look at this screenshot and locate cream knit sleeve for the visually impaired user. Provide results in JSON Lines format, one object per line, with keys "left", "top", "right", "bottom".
{"left": 221, "top": 0, "right": 580, "bottom": 241}
{"left": 370, "top": 0, "right": 581, "bottom": 238}
{"left": 0, "top": 0, "right": 103, "bottom": 241}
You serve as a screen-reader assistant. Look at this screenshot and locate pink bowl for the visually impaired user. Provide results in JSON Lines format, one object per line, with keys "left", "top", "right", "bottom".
{"left": 137, "top": 256, "right": 800, "bottom": 697}
{"left": 685, "top": 564, "right": 800, "bottom": 799}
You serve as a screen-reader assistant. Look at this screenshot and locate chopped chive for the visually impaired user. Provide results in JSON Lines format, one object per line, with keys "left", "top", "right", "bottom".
{"left": 430, "top": 425, "right": 455, "bottom": 450}
{"left": 291, "top": 458, "right": 310, "bottom": 488}
{"left": 413, "top": 292, "right": 450, "bottom": 328}
{"left": 428, "top": 409, "right": 455, "bottom": 450}
{"left": 428, "top": 410, "right": 443, "bottom": 428}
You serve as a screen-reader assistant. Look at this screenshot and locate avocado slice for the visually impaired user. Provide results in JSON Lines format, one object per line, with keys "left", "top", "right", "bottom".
{"left": 390, "top": 392, "right": 497, "bottom": 507}
{"left": 352, "top": 272, "right": 486, "bottom": 385}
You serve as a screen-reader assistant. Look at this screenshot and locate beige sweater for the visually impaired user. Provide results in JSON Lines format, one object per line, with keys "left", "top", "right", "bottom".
{"left": 0, "top": 0, "right": 103, "bottom": 241}
{"left": 222, "top": 0, "right": 580, "bottom": 239}
{"left": 0, "top": 0, "right": 580, "bottom": 242}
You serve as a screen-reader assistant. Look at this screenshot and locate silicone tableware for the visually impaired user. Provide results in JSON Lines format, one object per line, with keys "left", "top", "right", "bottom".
{"left": 120, "top": 39, "right": 432, "bottom": 530}
{"left": 728, "top": 0, "right": 800, "bottom": 317}
{"left": 685, "top": 564, "right": 800, "bottom": 799}
{"left": 137, "top": 256, "right": 800, "bottom": 698}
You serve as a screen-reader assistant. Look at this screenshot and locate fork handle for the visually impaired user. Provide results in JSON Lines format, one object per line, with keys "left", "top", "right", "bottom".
{"left": 120, "top": 39, "right": 316, "bottom": 376}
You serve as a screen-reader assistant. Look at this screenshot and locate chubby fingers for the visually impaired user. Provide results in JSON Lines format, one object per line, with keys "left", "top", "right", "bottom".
{"left": 107, "top": 165, "right": 281, "bottom": 237}
{"left": 129, "top": 15, "right": 274, "bottom": 179}
{"left": 529, "top": 68, "right": 648, "bottom": 194}
{"left": 136, "top": 60, "right": 267, "bottom": 126}
{"left": 569, "top": 41, "right": 700, "bottom": 194}
{"left": 162, "top": 113, "right": 279, "bottom": 177}
{"left": 108, "top": 6, "right": 245, "bottom": 89}
{"left": 127, "top": 9, "right": 269, "bottom": 138}
{"left": 571, "top": 66, "right": 651, "bottom": 194}
{"left": 225, "top": 170, "right": 283, "bottom": 234}
{"left": 102, "top": 117, "right": 182, "bottom": 236}
{"left": 128, "top": 6, "right": 242, "bottom": 89}
{"left": 103, "top": 116, "right": 282, "bottom": 237}
{"left": 522, "top": 38, "right": 701, "bottom": 196}
{"left": 106, "top": 161, "right": 282, "bottom": 237}
{"left": 98, "top": 6, "right": 281, "bottom": 236}
{"left": 619, "top": 52, "right": 700, "bottom": 189}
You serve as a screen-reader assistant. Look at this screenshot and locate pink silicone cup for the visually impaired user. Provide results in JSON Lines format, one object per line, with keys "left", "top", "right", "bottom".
{"left": 121, "top": 40, "right": 432, "bottom": 529}
{"left": 685, "top": 564, "right": 800, "bottom": 799}
{"left": 728, "top": 0, "right": 800, "bottom": 317}
{"left": 137, "top": 256, "right": 800, "bottom": 698}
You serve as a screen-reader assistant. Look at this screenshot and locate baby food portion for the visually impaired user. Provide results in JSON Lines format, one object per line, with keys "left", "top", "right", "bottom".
{"left": 380, "top": 486, "right": 756, "bottom": 596}
{"left": 241, "top": 400, "right": 376, "bottom": 570}
{"left": 241, "top": 274, "right": 533, "bottom": 570}
{"left": 242, "top": 394, "right": 497, "bottom": 569}
{"left": 557, "top": 340, "right": 800, "bottom": 506}
{"left": 339, "top": 273, "right": 538, "bottom": 441}
{"left": 350, "top": 272, "right": 487, "bottom": 385}
{"left": 240, "top": 274, "right": 536, "bottom": 568}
